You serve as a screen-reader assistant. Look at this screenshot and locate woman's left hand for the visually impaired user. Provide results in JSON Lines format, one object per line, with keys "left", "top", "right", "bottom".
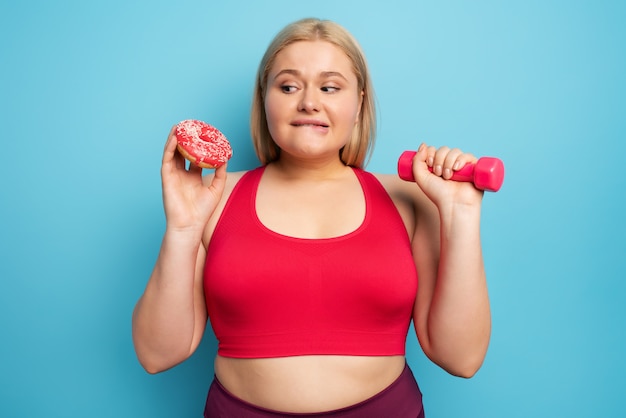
{"left": 409, "top": 143, "right": 484, "bottom": 209}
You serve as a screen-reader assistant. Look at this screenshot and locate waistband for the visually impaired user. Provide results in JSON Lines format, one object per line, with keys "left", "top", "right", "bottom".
{"left": 204, "top": 363, "right": 424, "bottom": 417}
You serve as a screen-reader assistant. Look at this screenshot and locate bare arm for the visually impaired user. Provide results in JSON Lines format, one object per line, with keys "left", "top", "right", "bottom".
{"left": 131, "top": 127, "right": 227, "bottom": 373}
{"left": 409, "top": 144, "right": 491, "bottom": 378}
{"left": 132, "top": 236, "right": 207, "bottom": 373}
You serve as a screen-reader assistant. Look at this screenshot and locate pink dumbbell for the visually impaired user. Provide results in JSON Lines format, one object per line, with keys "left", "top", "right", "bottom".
{"left": 397, "top": 150, "right": 505, "bottom": 192}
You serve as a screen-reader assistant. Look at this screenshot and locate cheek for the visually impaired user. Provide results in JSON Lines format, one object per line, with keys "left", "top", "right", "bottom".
{"left": 264, "top": 93, "right": 286, "bottom": 126}
{"left": 338, "top": 100, "right": 361, "bottom": 126}
{"left": 264, "top": 96, "right": 279, "bottom": 132}
{"left": 264, "top": 95, "right": 291, "bottom": 145}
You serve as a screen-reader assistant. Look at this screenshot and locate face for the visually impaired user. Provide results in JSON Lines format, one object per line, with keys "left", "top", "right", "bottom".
{"left": 264, "top": 40, "right": 363, "bottom": 162}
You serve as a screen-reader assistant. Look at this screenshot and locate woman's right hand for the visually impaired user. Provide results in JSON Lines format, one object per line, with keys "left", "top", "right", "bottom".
{"left": 160, "top": 125, "right": 227, "bottom": 234}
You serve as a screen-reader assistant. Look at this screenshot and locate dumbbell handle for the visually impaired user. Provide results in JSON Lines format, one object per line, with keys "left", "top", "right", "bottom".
{"left": 397, "top": 150, "right": 505, "bottom": 192}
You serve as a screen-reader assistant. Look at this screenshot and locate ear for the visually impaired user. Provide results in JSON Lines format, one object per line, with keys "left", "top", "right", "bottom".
{"left": 355, "top": 90, "right": 364, "bottom": 123}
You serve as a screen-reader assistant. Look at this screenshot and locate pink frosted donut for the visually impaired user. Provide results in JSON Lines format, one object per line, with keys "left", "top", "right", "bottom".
{"left": 174, "top": 119, "right": 233, "bottom": 168}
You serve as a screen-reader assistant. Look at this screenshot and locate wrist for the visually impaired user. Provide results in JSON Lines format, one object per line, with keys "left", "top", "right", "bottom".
{"left": 162, "top": 226, "right": 205, "bottom": 249}
{"left": 438, "top": 197, "right": 481, "bottom": 219}
{"left": 438, "top": 201, "right": 482, "bottom": 239}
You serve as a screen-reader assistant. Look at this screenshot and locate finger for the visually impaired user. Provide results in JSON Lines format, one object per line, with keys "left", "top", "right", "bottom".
{"left": 442, "top": 148, "right": 464, "bottom": 179}
{"left": 451, "top": 152, "right": 477, "bottom": 173}
{"left": 163, "top": 125, "right": 177, "bottom": 152}
{"left": 410, "top": 144, "right": 433, "bottom": 184}
{"left": 431, "top": 146, "right": 450, "bottom": 177}
{"left": 424, "top": 144, "right": 437, "bottom": 168}
{"left": 188, "top": 161, "right": 203, "bottom": 176}
{"left": 412, "top": 143, "right": 429, "bottom": 167}
{"left": 168, "top": 138, "right": 188, "bottom": 172}
{"left": 214, "top": 163, "right": 228, "bottom": 182}
{"left": 163, "top": 126, "right": 180, "bottom": 164}
{"left": 208, "top": 163, "right": 228, "bottom": 193}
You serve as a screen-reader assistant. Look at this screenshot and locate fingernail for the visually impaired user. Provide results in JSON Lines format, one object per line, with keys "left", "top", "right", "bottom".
{"left": 427, "top": 157, "right": 434, "bottom": 166}
{"left": 453, "top": 161, "right": 461, "bottom": 170}
{"left": 444, "top": 168, "right": 452, "bottom": 178}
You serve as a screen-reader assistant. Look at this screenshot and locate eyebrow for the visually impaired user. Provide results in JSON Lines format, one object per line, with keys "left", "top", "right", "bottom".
{"left": 273, "top": 69, "right": 348, "bottom": 81}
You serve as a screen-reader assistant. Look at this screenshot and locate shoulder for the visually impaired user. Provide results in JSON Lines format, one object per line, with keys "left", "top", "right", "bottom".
{"left": 370, "top": 172, "right": 438, "bottom": 241}
{"left": 202, "top": 168, "right": 251, "bottom": 198}
{"left": 221, "top": 169, "right": 250, "bottom": 193}
{"left": 370, "top": 172, "right": 425, "bottom": 209}
{"left": 201, "top": 168, "right": 255, "bottom": 246}
{"left": 370, "top": 172, "right": 408, "bottom": 193}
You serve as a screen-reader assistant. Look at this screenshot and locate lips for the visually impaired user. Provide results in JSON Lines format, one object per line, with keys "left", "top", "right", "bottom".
{"left": 291, "top": 119, "right": 329, "bottom": 128}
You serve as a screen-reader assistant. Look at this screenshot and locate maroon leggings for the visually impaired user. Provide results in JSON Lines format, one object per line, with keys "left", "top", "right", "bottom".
{"left": 204, "top": 363, "right": 425, "bottom": 417}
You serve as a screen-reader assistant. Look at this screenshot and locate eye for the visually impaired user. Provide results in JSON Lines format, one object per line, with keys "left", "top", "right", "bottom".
{"left": 281, "top": 85, "right": 297, "bottom": 93}
{"left": 321, "top": 86, "right": 340, "bottom": 93}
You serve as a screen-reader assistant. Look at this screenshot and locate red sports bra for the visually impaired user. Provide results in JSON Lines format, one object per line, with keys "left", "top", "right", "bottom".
{"left": 204, "top": 166, "right": 418, "bottom": 358}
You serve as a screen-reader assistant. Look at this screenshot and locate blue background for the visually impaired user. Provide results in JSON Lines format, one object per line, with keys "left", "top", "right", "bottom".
{"left": 1, "top": 0, "right": 625, "bottom": 416}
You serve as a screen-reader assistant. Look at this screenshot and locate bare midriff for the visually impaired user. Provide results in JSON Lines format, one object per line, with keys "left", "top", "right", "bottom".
{"left": 214, "top": 354, "right": 406, "bottom": 413}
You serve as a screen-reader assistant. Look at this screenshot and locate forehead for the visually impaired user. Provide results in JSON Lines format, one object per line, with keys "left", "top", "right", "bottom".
{"left": 270, "top": 40, "right": 355, "bottom": 76}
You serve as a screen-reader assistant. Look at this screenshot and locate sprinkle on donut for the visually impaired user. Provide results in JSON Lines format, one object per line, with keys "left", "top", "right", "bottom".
{"left": 175, "top": 119, "right": 233, "bottom": 169}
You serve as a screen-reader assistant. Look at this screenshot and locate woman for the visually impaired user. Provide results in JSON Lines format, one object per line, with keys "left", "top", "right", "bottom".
{"left": 132, "top": 18, "right": 491, "bottom": 417}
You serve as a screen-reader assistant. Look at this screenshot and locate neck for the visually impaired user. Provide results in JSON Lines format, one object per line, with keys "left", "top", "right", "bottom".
{"left": 269, "top": 155, "right": 352, "bottom": 181}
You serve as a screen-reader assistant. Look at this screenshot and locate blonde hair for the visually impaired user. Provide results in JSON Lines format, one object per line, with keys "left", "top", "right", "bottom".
{"left": 250, "top": 18, "right": 377, "bottom": 168}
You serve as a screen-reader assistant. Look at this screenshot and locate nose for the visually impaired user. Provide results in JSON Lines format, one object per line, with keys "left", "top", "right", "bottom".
{"left": 298, "top": 88, "right": 320, "bottom": 112}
